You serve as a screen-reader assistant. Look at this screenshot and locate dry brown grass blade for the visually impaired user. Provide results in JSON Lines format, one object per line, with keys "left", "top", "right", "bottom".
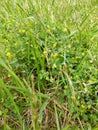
{"left": 61, "top": 70, "right": 76, "bottom": 101}
{"left": 30, "top": 74, "right": 40, "bottom": 130}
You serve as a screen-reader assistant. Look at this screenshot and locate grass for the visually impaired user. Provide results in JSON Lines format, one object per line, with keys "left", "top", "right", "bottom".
{"left": 0, "top": 0, "right": 98, "bottom": 130}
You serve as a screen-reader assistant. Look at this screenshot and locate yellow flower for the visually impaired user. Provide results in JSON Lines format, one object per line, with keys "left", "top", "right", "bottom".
{"left": 53, "top": 43, "right": 57, "bottom": 48}
{"left": 71, "top": 95, "right": 75, "bottom": 100}
{"left": 64, "top": 85, "right": 68, "bottom": 89}
{"left": 19, "top": 29, "right": 25, "bottom": 33}
{"left": 82, "top": 52, "right": 85, "bottom": 56}
{"left": 84, "top": 87, "right": 88, "bottom": 93}
{"left": 87, "top": 105, "right": 91, "bottom": 109}
{"left": 70, "top": 76, "right": 73, "bottom": 79}
{"left": 6, "top": 52, "right": 11, "bottom": 58}
{"left": 8, "top": 74, "right": 11, "bottom": 78}
{"left": 81, "top": 105, "right": 85, "bottom": 109}
{"left": 59, "top": 65, "right": 62, "bottom": 70}
{"left": 91, "top": 19, "right": 93, "bottom": 23}
{"left": 46, "top": 77, "right": 49, "bottom": 81}
{"left": 75, "top": 56, "right": 79, "bottom": 59}
{"left": 61, "top": 62, "right": 66, "bottom": 69}
{"left": 33, "top": 57, "right": 36, "bottom": 60}
{"left": 75, "top": 75, "right": 79, "bottom": 79}
{"left": 89, "top": 60, "right": 93, "bottom": 63}
{"left": 88, "top": 80, "right": 92, "bottom": 83}
{"left": 63, "top": 27, "right": 67, "bottom": 32}
{"left": 43, "top": 50, "right": 47, "bottom": 55}
{"left": 52, "top": 64, "right": 57, "bottom": 68}
{"left": 51, "top": 53, "right": 58, "bottom": 58}
{"left": 14, "top": 43, "right": 17, "bottom": 47}
{"left": 26, "top": 42, "right": 29, "bottom": 45}
{"left": 6, "top": 48, "right": 8, "bottom": 51}
{"left": 46, "top": 29, "right": 51, "bottom": 33}
{"left": 68, "top": 45, "right": 71, "bottom": 48}
{"left": 72, "top": 57, "right": 75, "bottom": 60}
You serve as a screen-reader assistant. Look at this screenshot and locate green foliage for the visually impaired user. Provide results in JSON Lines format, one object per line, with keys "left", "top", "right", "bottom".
{"left": 0, "top": 0, "right": 98, "bottom": 130}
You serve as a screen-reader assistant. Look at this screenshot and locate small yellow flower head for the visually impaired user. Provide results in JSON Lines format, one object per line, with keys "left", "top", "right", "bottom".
{"left": 75, "top": 75, "right": 79, "bottom": 79}
{"left": 33, "top": 57, "right": 36, "bottom": 60}
{"left": 6, "top": 48, "right": 8, "bottom": 51}
{"left": 71, "top": 95, "right": 75, "bottom": 100}
{"left": 59, "top": 65, "right": 62, "bottom": 70}
{"left": 91, "top": 77, "right": 96, "bottom": 81}
{"left": 61, "top": 62, "right": 66, "bottom": 69}
{"left": 53, "top": 43, "right": 57, "bottom": 48}
{"left": 11, "top": 19, "right": 15, "bottom": 22}
{"left": 51, "top": 53, "right": 58, "bottom": 58}
{"left": 9, "top": 14, "right": 12, "bottom": 17}
{"left": 46, "top": 77, "right": 49, "bottom": 81}
{"left": 19, "top": 29, "right": 25, "bottom": 33}
{"left": 70, "top": 76, "right": 73, "bottom": 79}
{"left": 48, "top": 49, "right": 51, "bottom": 52}
{"left": 91, "top": 19, "right": 93, "bottom": 23}
{"left": 8, "top": 74, "right": 11, "bottom": 78}
{"left": 84, "top": 87, "right": 88, "bottom": 93}
{"left": 87, "top": 105, "right": 91, "bottom": 109}
{"left": 68, "top": 45, "right": 71, "bottom": 48}
{"left": 89, "top": 60, "right": 93, "bottom": 63}
{"left": 46, "top": 29, "right": 51, "bottom": 33}
{"left": 52, "top": 64, "right": 57, "bottom": 68}
{"left": 96, "top": 17, "right": 98, "bottom": 20}
{"left": 58, "top": 71, "right": 61, "bottom": 74}
{"left": 6, "top": 52, "right": 11, "bottom": 58}
{"left": 63, "top": 27, "right": 67, "bottom": 32}
{"left": 75, "top": 56, "right": 78, "bottom": 59}
{"left": 43, "top": 50, "right": 47, "bottom": 55}
{"left": 72, "top": 57, "right": 75, "bottom": 60}
{"left": 81, "top": 105, "right": 85, "bottom": 109}
{"left": 64, "top": 85, "right": 68, "bottom": 89}
{"left": 82, "top": 52, "right": 85, "bottom": 56}
{"left": 88, "top": 80, "right": 92, "bottom": 83}
{"left": 14, "top": 43, "right": 18, "bottom": 47}
{"left": 26, "top": 42, "right": 29, "bottom": 45}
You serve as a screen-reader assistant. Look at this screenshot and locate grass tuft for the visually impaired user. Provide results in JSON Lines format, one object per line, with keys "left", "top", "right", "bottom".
{"left": 0, "top": 0, "right": 98, "bottom": 130}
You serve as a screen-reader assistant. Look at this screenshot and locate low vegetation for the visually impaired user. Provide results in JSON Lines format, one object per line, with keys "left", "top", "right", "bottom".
{"left": 0, "top": 0, "right": 98, "bottom": 130}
